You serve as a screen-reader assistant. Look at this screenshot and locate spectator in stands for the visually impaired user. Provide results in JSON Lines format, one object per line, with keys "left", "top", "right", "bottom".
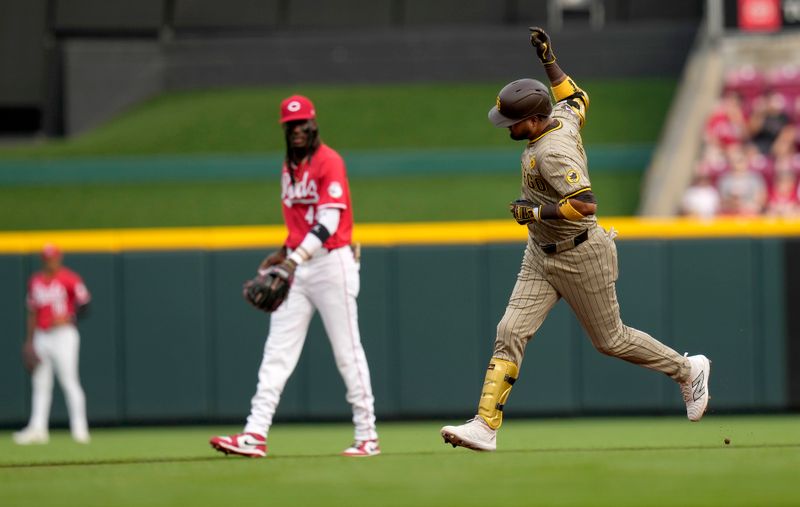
{"left": 775, "top": 152, "right": 800, "bottom": 177}
{"left": 749, "top": 92, "right": 795, "bottom": 157}
{"left": 742, "top": 142, "right": 773, "bottom": 182}
{"left": 766, "top": 171, "right": 799, "bottom": 216}
{"left": 705, "top": 91, "right": 748, "bottom": 148}
{"left": 696, "top": 144, "right": 729, "bottom": 181}
{"left": 681, "top": 174, "right": 720, "bottom": 219}
{"left": 717, "top": 146, "right": 767, "bottom": 216}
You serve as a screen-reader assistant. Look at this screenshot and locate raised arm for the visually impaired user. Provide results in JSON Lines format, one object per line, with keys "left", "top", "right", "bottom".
{"left": 529, "top": 27, "right": 590, "bottom": 128}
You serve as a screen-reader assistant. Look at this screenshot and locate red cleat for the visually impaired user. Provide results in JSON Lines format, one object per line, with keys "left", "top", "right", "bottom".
{"left": 341, "top": 439, "right": 381, "bottom": 457}
{"left": 210, "top": 432, "right": 267, "bottom": 458}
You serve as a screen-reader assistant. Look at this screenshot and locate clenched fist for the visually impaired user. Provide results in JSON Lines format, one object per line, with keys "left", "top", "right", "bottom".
{"left": 529, "top": 27, "right": 556, "bottom": 65}
{"left": 509, "top": 199, "right": 540, "bottom": 225}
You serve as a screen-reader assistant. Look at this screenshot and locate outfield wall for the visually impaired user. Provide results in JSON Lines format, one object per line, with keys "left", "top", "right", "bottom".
{"left": 0, "top": 219, "right": 796, "bottom": 426}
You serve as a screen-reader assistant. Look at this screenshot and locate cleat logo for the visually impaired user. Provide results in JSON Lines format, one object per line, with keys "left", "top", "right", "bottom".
{"left": 241, "top": 436, "right": 264, "bottom": 447}
{"left": 692, "top": 371, "right": 705, "bottom": 401}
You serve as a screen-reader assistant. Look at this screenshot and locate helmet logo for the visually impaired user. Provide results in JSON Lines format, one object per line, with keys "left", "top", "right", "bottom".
{"left": 496, "top": 96, "right": 501, "bottom": 112}
{"left": 287, "top": 100, "right": 302, "bottom": 112}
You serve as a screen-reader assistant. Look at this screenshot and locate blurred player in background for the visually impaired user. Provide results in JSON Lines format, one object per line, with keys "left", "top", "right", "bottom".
{"left": 440, "top": 28, "right": 711, "bottom": 452}
{"left": 14, "top": 244, "right": 91, "bottom": 445}
{"left": 210, "top": 95, "right": 379, "bottom": 458}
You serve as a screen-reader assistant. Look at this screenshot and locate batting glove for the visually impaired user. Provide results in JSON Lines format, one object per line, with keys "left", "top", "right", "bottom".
{"left": 509, "top": 199, "right": 540, "bottom": 225}
{"left": 529, "top": 27, "right": 556, "bottom": 65}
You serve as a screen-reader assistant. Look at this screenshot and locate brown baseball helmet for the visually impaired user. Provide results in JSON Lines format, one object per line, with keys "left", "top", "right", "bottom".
{"left": 488, "top": 78, "right": 552, "bottom": 127}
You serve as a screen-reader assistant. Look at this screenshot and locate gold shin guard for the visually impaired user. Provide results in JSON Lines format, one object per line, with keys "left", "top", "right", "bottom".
{"left": 477, "top": 357, "right": 519, "bottom": 430}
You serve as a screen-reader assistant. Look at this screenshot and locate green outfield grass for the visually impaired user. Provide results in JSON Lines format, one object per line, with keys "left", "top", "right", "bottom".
{"left": 0, "top": 416, "right": 797, "bottom": 507}
{"left": 0, "top": 172, "right": 641, "bottom": 230}
{"left": 0, "top": 80, "right": 675, "bottom": 158}
{"left": 0, "top": 80, "right": 667, "bottom": 229}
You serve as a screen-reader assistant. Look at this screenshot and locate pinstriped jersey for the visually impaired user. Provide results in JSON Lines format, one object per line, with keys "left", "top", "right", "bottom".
{"left": 520, "top": 100, "right": 597, "bottom": 245}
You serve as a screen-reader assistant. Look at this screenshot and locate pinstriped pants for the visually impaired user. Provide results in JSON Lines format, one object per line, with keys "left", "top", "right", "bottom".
{"left": 494, "top": 226, "right": 690, "bottom": 382}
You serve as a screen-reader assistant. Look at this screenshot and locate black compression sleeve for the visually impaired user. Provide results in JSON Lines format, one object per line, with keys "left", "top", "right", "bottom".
{"left": 310, "top": 223, "right": 331, "bottom": 243}
{"left": 573, "top": 191, "right": 597, "bottom": 204}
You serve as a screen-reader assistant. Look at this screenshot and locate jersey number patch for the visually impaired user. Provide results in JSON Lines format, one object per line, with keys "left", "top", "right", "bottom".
{"left": 525, "top": 174, "right": 548, "bottom": 192}
{"left": 304, "top": 206, "right": 315, "bottom": 225}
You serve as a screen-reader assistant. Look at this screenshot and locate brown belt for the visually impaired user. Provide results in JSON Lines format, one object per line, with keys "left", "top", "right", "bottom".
{"left": 540, "top": 229, "right": 589, "bottom": 254}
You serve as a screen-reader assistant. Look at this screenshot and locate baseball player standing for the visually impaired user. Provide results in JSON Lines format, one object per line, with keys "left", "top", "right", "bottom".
{"left": 441, "top": 28, "right": 711, "bottom": 451}
{"left": 14, "top": 244, "right": 91, "bottom": 445}
{"left": 210, "top": 95, "right": 379, "bottom": 458}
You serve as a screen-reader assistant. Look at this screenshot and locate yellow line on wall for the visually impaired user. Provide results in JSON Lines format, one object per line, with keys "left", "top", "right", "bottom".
{"left": 2, "top": 217, "right": 800, "bottom": 253}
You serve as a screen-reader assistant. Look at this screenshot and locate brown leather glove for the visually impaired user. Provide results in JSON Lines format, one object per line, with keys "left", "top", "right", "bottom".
{"left": 22, "top": 341, "right": 40, "bottom": 373}
{"left": 259, "top": 247, "right": 287, "bottom": 271}
{"left": 243, "top": 259, "right": 297, "bottom": 313}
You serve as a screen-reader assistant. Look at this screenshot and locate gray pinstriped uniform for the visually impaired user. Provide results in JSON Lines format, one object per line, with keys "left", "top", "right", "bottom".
{"left": 493, "top": 100, "right": 690, "bottom": 382}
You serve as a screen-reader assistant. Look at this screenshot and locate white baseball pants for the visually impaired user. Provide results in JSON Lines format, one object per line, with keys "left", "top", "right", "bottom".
{"left": 27, "top": 324, "right": 89, "bottom": 439}
{"left": 244, "top": 246, "right": 378, "bottom": 441}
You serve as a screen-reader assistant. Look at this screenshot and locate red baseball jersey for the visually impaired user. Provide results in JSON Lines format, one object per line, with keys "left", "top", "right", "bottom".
{"left": 281, "top": 143, "right": 353, "bottom": 250}
{"left": 27, "top": 267, "right": 91, "bottom": 330}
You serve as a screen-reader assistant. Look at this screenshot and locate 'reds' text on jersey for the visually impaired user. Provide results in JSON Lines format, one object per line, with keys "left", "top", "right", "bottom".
{"left": 281, "top": 144, "right": 354, "bottom": 250}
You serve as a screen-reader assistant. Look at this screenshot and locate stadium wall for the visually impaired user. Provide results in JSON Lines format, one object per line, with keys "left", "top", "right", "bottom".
{"left": 0, "top": 223, "right": 793, "bottom": 426}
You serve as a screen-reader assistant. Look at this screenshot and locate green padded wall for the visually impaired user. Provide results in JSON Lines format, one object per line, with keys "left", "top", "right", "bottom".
{"left": 67, "top": 254, "right": 122, "bottom": 422}
{"left": 0, "top": 236, "right": 792, "bottom": 426}
{"left": 208, "top": 250, "right": 281, "bottom": 419}
{"left": 578, "top": 241, "right": 673, "bottom": 412}
{"left": 120, "top": 252, "right": 211, "bottom": 420}
{"left": 668, "top": 240, "right": 758, "bottom": 410}
{"left": 393, "top": 246, "right": 485, "bottom": 415}
{"left": 0, "top": 255, "right": 28, "bottom": 424}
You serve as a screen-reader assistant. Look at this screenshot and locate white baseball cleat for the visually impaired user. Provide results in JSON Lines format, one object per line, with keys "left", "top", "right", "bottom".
{"left": 73, "top": 432, "right": 91, "bottom": 444}
{"left": 209, "top": 432, "right": 267, "bottom": 457}
{"left": 440, "top": 417, "right": 496, "bottom": 452}
{"left": 342, "top": 439, "right": 381, "bottom": 457}
{"left": 681, "top": 354, "right": 711, "bottom": 422}
{"left": 12, "top": 428, "right": 49, "bottom": 445}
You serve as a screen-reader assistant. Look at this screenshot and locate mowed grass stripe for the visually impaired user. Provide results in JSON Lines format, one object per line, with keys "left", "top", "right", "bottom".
{"left": 1, "top": 417, "right": 797, "bottom": 507}
{"left": 0, "top": 80, "right": 676, "bottom": 158}
{"left": 3, "top": 443, "right": 800, "bottom": 469}
{"left": 0, "top": 172, "right": 642, "bottom": 231}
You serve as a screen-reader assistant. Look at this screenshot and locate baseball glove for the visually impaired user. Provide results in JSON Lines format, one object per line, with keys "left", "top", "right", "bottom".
{"left": 242, "top": 260, "right": 296, "bottom": 313}
{"left": 22, "top": 341, "right": 40, "bottom": 372}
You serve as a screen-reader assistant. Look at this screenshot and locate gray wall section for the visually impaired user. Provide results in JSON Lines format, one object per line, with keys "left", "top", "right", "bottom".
{"left": 62, "top": 21, "right": 696, "bottom": 134}
{"left": 54, "top": 0, "right": 164, "bottom": 31}
{"left": 286, "top": 0, "right": 395, "bottom": 28}
{"left": 0, "top": 236, "right": 789, "bottom": 427}
{"left": 0, "top": 0, "right": 701, "bottom": 132}
{"left": 173, "top": 0, "right": 280, "bottom": 30}
{"left": 0, "top": 0, "right": 47, "bottom": 105}
{"left": 64, "top": 40, "right": 163, "bottom": 135}
{"left": 163, "top": 23, "right": 697, "bottom": 89}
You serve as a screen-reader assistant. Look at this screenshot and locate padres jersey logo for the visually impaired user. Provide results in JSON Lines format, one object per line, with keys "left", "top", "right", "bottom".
{"left": 565, "top": 169, "right": 581, "bottom": 184}
{"left": 530, "top": 156, "right": 536, "bottom": 169}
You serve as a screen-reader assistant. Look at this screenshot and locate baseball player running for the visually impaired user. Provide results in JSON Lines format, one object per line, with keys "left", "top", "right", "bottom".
{"left": 440, "top": 28, "right": 711, "bottom": 452}
{"left": 14, "top": 244, "right": 91, "bottom": 445}
{"left": 210, "top": 95, "right": 379, "bottom": 458}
